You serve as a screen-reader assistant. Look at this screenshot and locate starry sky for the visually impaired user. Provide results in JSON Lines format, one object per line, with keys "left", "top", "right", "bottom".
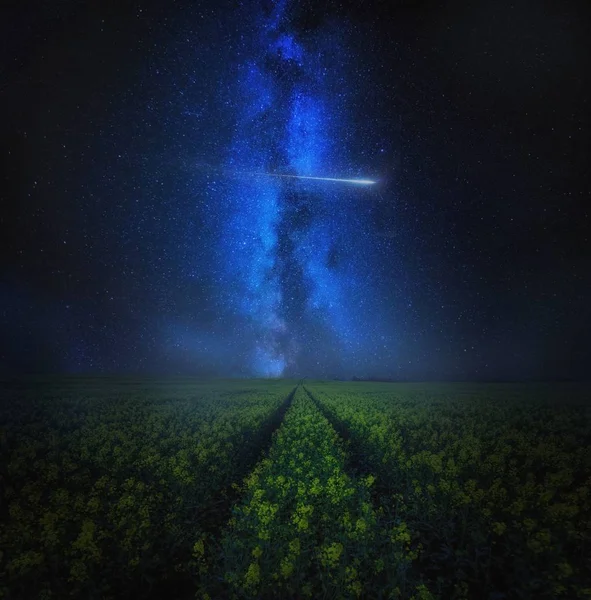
{"left": 1, "top": 0, "right": 590, "bottom": 380}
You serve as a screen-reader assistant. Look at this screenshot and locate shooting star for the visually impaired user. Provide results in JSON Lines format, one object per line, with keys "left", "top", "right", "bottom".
{"left": 194, "top": 162, "right": 378, "bottom": 186}
{"left": 251, "top": 172, "right": 377, "bottom": 185}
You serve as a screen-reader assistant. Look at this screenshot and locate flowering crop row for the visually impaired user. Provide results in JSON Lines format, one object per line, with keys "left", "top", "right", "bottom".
{"left": 0, "top": 379, "right": 294, "bottom": 599}
{"left": 218, "top": 387, "right": 432, "bottom": 600}
{"left": 306, "top": 382, "right": 591, "bottom": 599}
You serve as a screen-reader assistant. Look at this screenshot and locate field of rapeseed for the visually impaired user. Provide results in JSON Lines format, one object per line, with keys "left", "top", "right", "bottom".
{"left": 0, "top": 378, "right": 294, "bottom": 599}
{"left": 306, "top": 382, "right": 591, "bottom": 599}
{"left": 1, "top": 378, "right": 589, "bottom": 599}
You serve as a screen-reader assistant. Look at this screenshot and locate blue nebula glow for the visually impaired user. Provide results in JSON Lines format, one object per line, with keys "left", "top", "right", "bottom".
{"left": 208, "top": 1, "right": 388, "bottom": 377}
{"left": 273, "top": 34, "right": 304, "bottom": 65}
{"left": 286, "top": 91, "right": 329, "bottom": 175}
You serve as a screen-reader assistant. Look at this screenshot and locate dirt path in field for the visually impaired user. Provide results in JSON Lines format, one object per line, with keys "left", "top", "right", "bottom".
{"left": 302, "top": 386, "right": 393, "bottom": 507}
{"left": 196, "top": 385, "right": 298, "bottom": 535}
{"left": 302, "top": 386, "right": 374, "bottom": 477}
{"left": 187, "top": 385, "right": 299, "bottom": 596}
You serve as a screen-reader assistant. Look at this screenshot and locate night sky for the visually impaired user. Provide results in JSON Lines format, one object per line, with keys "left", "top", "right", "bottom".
{"left": 1, "top": 0, "right": 590, "bottom": 380}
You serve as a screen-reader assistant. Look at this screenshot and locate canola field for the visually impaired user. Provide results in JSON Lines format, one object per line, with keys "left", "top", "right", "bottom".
{"left": 1, "top": 378, "right": 590, "bottom": 599}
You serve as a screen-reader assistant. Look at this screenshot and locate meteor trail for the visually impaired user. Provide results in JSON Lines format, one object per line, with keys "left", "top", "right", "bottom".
{"left": 194, "top": 162, "right": 377, "bottom": 185}
{"left": 252, "top": 172, "right": 377, "bottom": 185}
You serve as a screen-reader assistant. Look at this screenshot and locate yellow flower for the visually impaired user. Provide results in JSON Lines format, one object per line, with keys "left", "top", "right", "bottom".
{"left": 280, "top": 557, "right": 294, "bottom": 578}
{"left": 244, "top": 562, "right": 260, "bottom": 589}
{"left": 192, "top": 538, "right": 205, "bottom": 558}
{"left": 348, "top": 580, "right": 363, "bottom": 596}
{"left": 391, "top": 522, "right": 411, "bottom": 545}
{"left": 491, "top": 522, "right": 506, "bottom": 536}
{"left": 411, "top": 583, "right": 435, "bottom": 600}
{"left": 288, "top": 538, "right": 301, "bottom": 556}
{"left": 319, "top": 542, "right": 343, "bottom": 568}
{"left": 556, "top": 561, "right": 573, "bottom": 579}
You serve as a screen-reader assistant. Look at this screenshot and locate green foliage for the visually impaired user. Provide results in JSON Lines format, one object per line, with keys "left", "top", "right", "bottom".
{"left": 306, "top": 381, "right": 591, "bottom": 599}
{"left": 1, "top": 379, "right": 589, "bottom": 599}
{"left": 0, "top": 378, "right": 294, "bottom": 599}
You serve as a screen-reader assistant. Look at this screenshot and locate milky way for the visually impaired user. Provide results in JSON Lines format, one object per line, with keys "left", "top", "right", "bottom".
{"left": 209, "top": 3, "right": 389, "bottom": 376}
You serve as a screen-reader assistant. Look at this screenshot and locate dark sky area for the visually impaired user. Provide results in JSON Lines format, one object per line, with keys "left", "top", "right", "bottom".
{"left": 1, "top": 0, "right": 589, "bottom": 380}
